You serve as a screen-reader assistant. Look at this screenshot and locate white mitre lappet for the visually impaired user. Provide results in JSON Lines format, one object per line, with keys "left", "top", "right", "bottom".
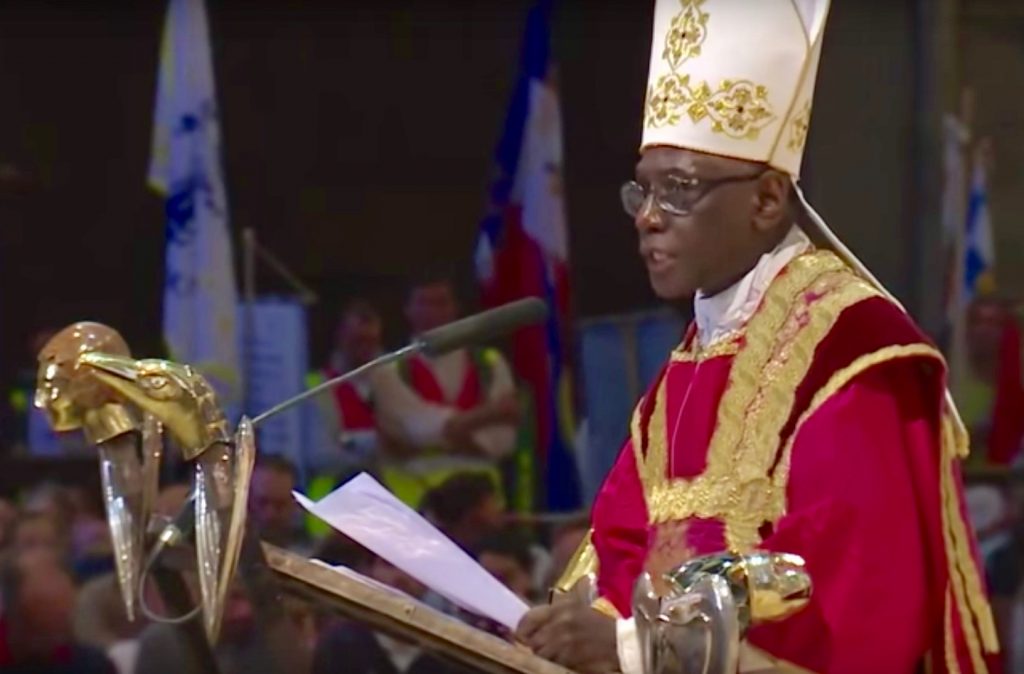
{"left": 638, "top": 0, "right": 968, "bottom": 438}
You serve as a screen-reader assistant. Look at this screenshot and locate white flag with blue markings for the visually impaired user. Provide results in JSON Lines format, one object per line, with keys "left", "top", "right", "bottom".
{"left": 148, "top": 0, "right": 241, "bottom": 410}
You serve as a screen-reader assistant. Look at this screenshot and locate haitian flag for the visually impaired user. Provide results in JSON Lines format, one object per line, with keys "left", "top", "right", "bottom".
{"left": 475, "top": 0, "right": 580, "bottom": 511}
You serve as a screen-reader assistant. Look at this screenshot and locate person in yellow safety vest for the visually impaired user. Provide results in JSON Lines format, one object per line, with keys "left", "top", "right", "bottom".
{"left": 369, "top": 276, "right": 521, "bottom": 508}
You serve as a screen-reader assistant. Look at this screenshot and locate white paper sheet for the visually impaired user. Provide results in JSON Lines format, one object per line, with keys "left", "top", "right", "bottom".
{"left": 294, "top": 472, "right": 529, "bottom": 630}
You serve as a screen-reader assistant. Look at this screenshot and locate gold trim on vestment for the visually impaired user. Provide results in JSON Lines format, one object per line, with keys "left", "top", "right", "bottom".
{"left": 941, "top": 414, "right": 998, "bottom": 671}
{"left": 637, "top": 250, "right": 880, "bottom": 552}
{"left": 591, "top": 596, "right": 622, "bottom": 619}
{"left": 944, "top": 587, "right": 959, "bottom": 674}
{"left": 670, "top": 331, "right": 743, "bottom": 363}
{"left": 770, "top": 343, "right": 945, "bottom": 504}
{"left": 769, "top": 342, "right": 998, "bottom": 669}
{"left": 553, "top": 530, "right": 598, "bottom": 594}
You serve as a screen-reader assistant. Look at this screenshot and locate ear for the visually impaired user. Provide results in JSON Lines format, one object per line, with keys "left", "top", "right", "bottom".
{"left": 751, "top": 171, "right": 791, "bottom": 233}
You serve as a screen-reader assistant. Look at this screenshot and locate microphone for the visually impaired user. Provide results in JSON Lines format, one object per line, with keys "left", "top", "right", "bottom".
{"left": 416, "top": 297, "right": 548, "bottom": 356}
{"left": 249, "top": 297, "right": 549, "bottom": 427}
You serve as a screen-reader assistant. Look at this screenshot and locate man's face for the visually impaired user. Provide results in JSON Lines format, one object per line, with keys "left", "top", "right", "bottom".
{"left": 405, "top": 282, "right": 458, "bottom": 334}
{"left": 249, "top": 467, "right": 296, "bottom": 541}
{"left": 336, "top": 314, "right": 382, "bottom": 367}
{"left": 633, "top": 147, "right": 764, "bottom": 300}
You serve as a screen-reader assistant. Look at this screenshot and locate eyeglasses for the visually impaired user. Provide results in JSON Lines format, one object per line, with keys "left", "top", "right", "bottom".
{"left": 620, "top": 170, "right": 766, "bottom": 218}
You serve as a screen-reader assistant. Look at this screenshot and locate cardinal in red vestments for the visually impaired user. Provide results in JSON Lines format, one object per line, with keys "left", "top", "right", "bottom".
{"left": 515, "top": 1, "right": 997, "bottom": 673}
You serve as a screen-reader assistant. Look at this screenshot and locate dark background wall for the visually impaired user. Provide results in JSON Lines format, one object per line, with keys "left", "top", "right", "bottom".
{"left": 1, "top": 0, "right": 1014, "bottom": 396}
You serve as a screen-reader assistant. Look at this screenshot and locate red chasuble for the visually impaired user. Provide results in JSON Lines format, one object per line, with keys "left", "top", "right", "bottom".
{"left": 585, "top": 251, "right": 997, "bottom": 674}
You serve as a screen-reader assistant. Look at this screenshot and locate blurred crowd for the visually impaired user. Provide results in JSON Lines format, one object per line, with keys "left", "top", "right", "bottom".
{"left": 2, "top": 281, "right": 1024, "bottom": 671}
{"left": 0, "top": 460, "right": 589, "bottom": 674}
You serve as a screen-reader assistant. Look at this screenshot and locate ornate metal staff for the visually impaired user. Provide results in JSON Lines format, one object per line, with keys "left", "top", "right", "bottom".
{"left": 633, "top": 552, "right": 813, "bottom": 674}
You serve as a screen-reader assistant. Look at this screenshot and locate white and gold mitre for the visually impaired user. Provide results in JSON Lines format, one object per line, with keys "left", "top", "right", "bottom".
{"left": 641, "top": 0, "right": 830, "bottom": 176}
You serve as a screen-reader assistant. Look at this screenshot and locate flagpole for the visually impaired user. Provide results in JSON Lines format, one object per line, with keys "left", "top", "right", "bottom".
{"left": 949, "top": 87, "right": 973, "bottom": 402}
{"left": 243, "top": 228, "right": 257, "bottom": 414}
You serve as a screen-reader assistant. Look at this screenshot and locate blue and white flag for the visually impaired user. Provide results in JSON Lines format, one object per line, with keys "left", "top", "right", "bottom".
{"left": 964, "top": 153, "right": 996, "bottom": 301}
{"left": 149, "top": 0, "right": 241, "bottom": 411}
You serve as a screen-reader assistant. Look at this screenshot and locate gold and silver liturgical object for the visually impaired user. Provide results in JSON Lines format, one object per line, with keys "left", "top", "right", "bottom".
{"left": 633, "top": 552, "right": 812, "bottom": 674}
{"left": 35, "top": 323, "right": 256, "bottom": 642}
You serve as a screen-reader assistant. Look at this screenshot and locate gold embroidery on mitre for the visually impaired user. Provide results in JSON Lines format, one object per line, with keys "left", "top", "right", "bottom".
{"left": 706, "top": 80, "right": 775, "bottom": 140}
{"left": 644, "top": 0, "right": 776, "bottom": 140}
{"left": 662, "top": 0, "right": 709, "bottom": 69}
{"left": 787, "top": 100, "right": 812, "bottom": 152}
{"left": 642, "top": 251, "right": 881, "bottom": 552}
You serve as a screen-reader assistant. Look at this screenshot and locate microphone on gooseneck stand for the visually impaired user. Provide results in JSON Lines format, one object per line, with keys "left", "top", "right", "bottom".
{"left": 150, "top": 298, "right": 549, "bottom": 558}
{"left": 415, "top": 297, "right": 548, "bottom": 356}
{"left": 249, "top": 297, "right": 549, "bottom": 427}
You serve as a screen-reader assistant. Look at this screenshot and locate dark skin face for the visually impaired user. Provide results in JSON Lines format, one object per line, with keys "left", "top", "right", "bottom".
{"left": 515, "top": 148, "right": 795, "bottom": 672}
{"left": 635, "top": 146, "right": 794, "bottom": 301}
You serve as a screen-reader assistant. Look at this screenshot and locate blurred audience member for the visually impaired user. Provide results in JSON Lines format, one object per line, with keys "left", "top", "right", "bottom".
{"left": 476, "top": 529, "right": 536, "bottom": 603}
{"left": 544, "top": 518, "right": 590, "bottom": 592}
{"left": 314, "top": 531, "right": 373, "bottom": 571}
{"left": 23, "top": 482, "right": 75, "bottom": 534}
{"left": 420, "top": 473, "right": 503, "bottom": 555}
{"left": 988, "top": 512, "right": 1024, "bottom": 674}
{"left": 966, "top": 483, "right": 1013, "bottom": 563}
{"left": 371, "top": 275, "right": 519, "bottom": 507}
{"left": 307, "top": 300, "right": 386, "bottom": 477}
{"left": 11, "top": 511, "right": 64, "bottom": 556}
{"left": 250, "top": 455, "right": 311, "bottom": 553}
{"left": 0, "top": 497, "right": 18, "bottom": 549}
{"left": 135, "top": 572, "right": 313, "bottom": 674}
{"left": 313, "top": 554, "right": 462, "bottom": 674}
{"left": 0, "top": 547, "right": 115, "bottom": 673}
{"left": 962, "top": 297, "right": 1024, "bottom": 464}
{"left": 74, "top": 573, "right": 148, "bottom": 674}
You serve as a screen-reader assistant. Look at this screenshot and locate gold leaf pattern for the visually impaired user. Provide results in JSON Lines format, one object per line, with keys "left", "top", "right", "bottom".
{"left": 662, "top": 0, "right": 709, "bottom": 70}
{"left": 705, "top": 80, "right": 775, "bottom": 140}
{"left": 644, "top": 0, "right": 775, "bottom": 140}
{"left": 787, "top": 100, "right": 812, "bottom": 152}
{"left": 633, "top": 251, "right": 884, "bottom": 552}
{"left": 670, "top": 330, "right": 742, "bottom": 363}
{"left": 645, "top": 74, "right": 692, "bottom": 128}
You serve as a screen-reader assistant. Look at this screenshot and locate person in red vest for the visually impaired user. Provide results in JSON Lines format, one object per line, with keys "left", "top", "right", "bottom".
{"left": 371, "top": 276, "right": 521, "bottom": 507}
{"left": 961, "top": 296, "right": 1024, "bottom": 466}
{"left": 305, "top": 300, "right": 386, "bottom": 516}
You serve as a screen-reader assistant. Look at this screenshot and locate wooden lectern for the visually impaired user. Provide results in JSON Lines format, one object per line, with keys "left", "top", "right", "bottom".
{"left": 264, "top": 545, "right": 571, "bottom": 674}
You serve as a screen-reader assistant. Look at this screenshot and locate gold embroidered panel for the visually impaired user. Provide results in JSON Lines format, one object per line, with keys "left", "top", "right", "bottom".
{"left": 644, "top": 0, "right": 776, "bottom": 140}
{"left": 670, "top": 330, "right": 742, "bottom": 363}
{"left": 633, "top": 250, "right": 882, "bottom": 552}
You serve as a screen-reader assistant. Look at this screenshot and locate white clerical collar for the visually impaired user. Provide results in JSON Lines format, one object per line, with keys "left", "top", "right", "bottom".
{"left": 693, "top": 226, "right": 812, "bottom": 347}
